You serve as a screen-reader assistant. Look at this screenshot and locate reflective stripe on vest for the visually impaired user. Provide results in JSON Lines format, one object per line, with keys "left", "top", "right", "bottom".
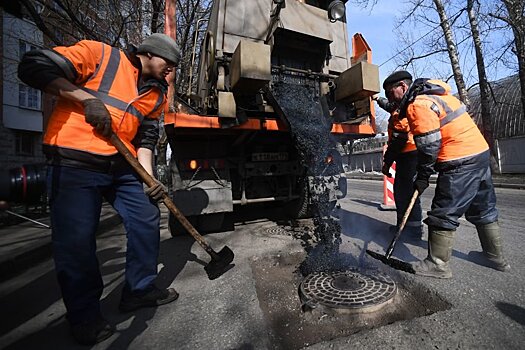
{"left": 81, "top": 46, "right": 164, "bottom": 123}
{"left": 98, "top": 47, "right": 120, "bottom": 92}
{"left": 425, "top": 95, "right": 468, "bottom": 127}
{"left": 83, "top": 87, "right": 145, "bottom": 122}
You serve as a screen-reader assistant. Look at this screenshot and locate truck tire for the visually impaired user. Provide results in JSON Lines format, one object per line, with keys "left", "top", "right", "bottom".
{"left": 285, "top": 179, "right": 311, "bottom": 219}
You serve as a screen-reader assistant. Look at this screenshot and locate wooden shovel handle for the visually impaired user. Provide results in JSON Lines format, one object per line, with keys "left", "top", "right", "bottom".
{"left": 385, "top": 190, "right": 419, "bottom": 259}
{"left": 109, "top": 133, "right": 217, "bottom": 257}
{"left": 398, "top": 190, "right": 420, "bottom": 234}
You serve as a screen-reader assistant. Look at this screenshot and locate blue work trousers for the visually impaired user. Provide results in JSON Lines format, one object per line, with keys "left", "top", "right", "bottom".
{"left": 47, "top": 165, "right": 160, "bottom": 325}
{"left": 425, "top": 151, "right": 498, "bottom": 230}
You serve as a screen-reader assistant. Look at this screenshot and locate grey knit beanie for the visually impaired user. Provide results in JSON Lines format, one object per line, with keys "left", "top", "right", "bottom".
{"left": 137, "top": 33, "right": 181, "bottom": 65}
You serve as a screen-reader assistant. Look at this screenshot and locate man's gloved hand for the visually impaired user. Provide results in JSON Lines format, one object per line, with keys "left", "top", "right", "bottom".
{"left": 82, "top": 98, "right": 112, "bottom": 137}
{"left": 144, "top": 178, "right": 167, "bottom": 201}
{"left": 382, "top": 162, "right": 392, "bottom": 178}
{"left": 413, "top": 176, "right": 429, "bottom": 194}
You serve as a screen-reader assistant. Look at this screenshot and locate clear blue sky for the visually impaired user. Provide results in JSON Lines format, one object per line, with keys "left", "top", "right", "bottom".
{"left": 345, "top": 2, "right": 404, "bottom": 86}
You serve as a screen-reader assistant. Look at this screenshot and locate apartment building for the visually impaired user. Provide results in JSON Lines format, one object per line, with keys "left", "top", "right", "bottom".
{"left": 0, "top": 9, "right": 45, "bottom": 169}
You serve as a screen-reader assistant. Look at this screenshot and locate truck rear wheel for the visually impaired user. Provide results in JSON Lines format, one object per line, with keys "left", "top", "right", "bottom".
{"left": 285, "top": 179, "right": 311, "bottom": 219}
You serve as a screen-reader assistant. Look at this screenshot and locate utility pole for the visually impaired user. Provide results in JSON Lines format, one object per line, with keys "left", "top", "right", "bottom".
{"left": 165, "top": 0, "right": 177, "bottom": 113}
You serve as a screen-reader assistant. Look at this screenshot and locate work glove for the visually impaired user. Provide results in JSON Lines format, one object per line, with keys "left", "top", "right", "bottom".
{"left": 382, "top": 162, "right": 393, "bottom": 178}
{"left": 82, "top": 98, "right": 112, "bottom": 138}
{"left": 413, "top": 176, "right": 429, "bottom": 195}
{"left": 144, "top": 178, "right": 167, "bottom": 202}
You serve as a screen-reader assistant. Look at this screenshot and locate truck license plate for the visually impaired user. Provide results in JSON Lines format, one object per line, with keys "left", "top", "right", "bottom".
{"left": 251, "top": 152, "right": 289, "bottom": 162}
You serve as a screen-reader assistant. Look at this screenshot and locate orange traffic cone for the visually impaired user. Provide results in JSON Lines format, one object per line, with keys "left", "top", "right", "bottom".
{"left": 380, "top": 146, "right": 396, "bottom": 210}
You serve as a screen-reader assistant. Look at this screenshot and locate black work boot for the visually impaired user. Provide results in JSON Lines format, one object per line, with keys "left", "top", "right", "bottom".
{"left": 119, "top": 286, "right": 179, "bottom": 312}
{"left": 412, "top": 227, "right": 455, "bottom": 279}
{"left": 469, "top": 221, "right": 510, "bottom": 272}
{"left": 71, "top": 316, "right": 115, "bottom": 345}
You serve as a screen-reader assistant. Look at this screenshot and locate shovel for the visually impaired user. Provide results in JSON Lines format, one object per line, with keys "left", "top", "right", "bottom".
{"left": 109, "top": 133, "right": 234, "bottom": 280}
{"left": 366, "top": 190, "right": 419, "bottom": 273}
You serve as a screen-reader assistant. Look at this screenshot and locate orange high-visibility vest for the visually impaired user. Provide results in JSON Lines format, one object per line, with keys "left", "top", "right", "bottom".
{"left": 406, "top": 80, "right": 488, "bottom": 163}
{"left": 388, "top": 110, "right": 417, "bottom": 153}
{"left": 44, "top": 40, "right": 166, "bottom": 157}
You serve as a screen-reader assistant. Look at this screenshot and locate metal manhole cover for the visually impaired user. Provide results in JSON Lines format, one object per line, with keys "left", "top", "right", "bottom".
{"left": 265, "top": 226, "right": 292, "bottom": 236}
{"left": 299, "top": 270, "right": 397, "bottom": 314}
{"left": 265, "top": 224, "right": 315, "bottom": 236}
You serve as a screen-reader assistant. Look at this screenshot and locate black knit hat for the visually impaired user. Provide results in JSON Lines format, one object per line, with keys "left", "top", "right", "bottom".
{"left": 137, "top": 33, "right": 181, "bottom": 65}
{"left": 383, "top": 70, "right": 412, "bottom": 90}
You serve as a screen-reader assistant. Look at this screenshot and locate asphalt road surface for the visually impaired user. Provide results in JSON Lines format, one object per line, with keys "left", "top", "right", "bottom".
{"left": 0, "top": 179, "right": 524, "bottom": 349}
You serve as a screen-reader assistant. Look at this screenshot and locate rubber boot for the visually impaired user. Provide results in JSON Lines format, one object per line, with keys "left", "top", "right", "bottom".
{"left": 412, "top": 227, "right": 454, "bottom": 279}
{"left": 470, "top": 222, "right": 510, "bottom": 272}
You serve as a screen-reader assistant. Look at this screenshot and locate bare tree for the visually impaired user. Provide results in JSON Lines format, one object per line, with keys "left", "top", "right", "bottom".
{"left": 391, "top": 1, "right": 469, "bottom": 84}
{"left": 174, "top": 0, "right": 212, "bottom": 96}
{"left": 431, "top": 0, "right": 470, "bottom": 107}
{"left": 17, "top": 0, "right": 163, "bottom": 48}
{"left": 467, "top": 0, "right": 497, "bottom": 163}
{"left": 490, "top": 0, "right": 525, "bottom": 116}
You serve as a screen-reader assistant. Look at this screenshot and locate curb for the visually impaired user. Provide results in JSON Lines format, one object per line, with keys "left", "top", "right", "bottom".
{"left": 345, "top": 174, "right": 525, "bottom": 190}
{"left": 0, "top": 208, "right": 121, "bottom": 282}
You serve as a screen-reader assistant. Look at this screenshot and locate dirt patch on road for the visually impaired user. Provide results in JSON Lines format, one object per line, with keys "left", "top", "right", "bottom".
{"left": 251, "top": 252, "right": 452, "bottom": 349}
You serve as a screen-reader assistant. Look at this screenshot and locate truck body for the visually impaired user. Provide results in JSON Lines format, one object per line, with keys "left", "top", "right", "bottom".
{"left": 164, "top": 0, "right": 379, "bottom": 234}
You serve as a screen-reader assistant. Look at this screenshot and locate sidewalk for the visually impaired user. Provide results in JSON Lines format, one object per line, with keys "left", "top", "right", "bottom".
{"left": 0, "top": 203, "right": 121, "bottom": 282}
{"left": 346, "top": 172, "right": 525, "bottom": 190}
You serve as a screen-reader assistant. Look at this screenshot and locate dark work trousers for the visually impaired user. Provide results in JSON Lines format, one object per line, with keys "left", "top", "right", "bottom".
{"left": 394, "top": 151, "right": 422, "bottom": 227}
{"left": 47, "top": 165, "right": 160, "bottom": 325}
{"left": 425, "top": 151, "right": 498, "bottom": 230}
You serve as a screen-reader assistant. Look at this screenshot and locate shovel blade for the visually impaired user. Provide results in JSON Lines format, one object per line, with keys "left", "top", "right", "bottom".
{"left": 204, "top": 246, "right": 235, "bottom": 280}
{"left": 366, "top": 249, "right": 415, "bottom": 274}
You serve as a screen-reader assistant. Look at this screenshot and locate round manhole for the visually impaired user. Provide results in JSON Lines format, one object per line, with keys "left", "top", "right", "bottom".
{"left": 265, "top": 224, "right": 315, "bottom": 237}
{"left": 265, "top": 226, "right": 292, "bottom": 236}
{"left": 299, "top": 270, "right": 397, "bottom": 314}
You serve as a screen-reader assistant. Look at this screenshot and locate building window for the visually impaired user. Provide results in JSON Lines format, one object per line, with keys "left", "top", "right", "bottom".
{"left": 15, "top": 132, "right": 36, "bottom": 156}
{"left": 18, "top": 40, "right": 42, "bottom": 110}
{"left": 19, "top": 84, "right": 41, "bottom": 110}
{"left": 19, "top": 40, "right": 39, "bottom": 59}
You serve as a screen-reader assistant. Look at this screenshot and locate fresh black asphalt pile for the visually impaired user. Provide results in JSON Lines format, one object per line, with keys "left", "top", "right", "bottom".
{"left": 271, "top": 81, "right": 344, "bottom": 275}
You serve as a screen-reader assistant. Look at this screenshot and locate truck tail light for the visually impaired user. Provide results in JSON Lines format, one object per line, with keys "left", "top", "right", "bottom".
{"left": 180, "top": 159, "right": 226, "bottom": 171}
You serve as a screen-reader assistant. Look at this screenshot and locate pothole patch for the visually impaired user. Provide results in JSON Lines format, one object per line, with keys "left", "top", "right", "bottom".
{"left": 251, "top": 252, "right": 452, "bottom": 350}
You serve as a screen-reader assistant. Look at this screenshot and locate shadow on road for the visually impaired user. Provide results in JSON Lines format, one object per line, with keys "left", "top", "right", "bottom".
{"left": 336, "top": 207, "right": 423, "bottom": 264}
{"left": 335, "top": 207, "right": 479, "bottom": 268}
{"left": 351, "top": 198, "right": 382, "bottom": 209}
{"left": 228, "top": 202, "right": 296, "bottom": 227}
{"left": 495, "top": 301, "right": 525, "bottom": 326}
{"left": 0, "top": 232, "right": 196, "bottom": 349}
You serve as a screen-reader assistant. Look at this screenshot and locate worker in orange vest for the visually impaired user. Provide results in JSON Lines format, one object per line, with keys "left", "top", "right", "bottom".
{"left": 18, "top": 34, "right": 181, "bottom": 345}
{"left": 373, "top": 72, "right": 423, "bottom": 241}
{"left": 383, "top": 71, "right": 510, "bottom": 279}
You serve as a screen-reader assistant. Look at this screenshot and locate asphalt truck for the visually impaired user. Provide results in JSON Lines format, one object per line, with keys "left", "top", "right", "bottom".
{"left": 164, "top": 0, "right": 379, "bottom": 235}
